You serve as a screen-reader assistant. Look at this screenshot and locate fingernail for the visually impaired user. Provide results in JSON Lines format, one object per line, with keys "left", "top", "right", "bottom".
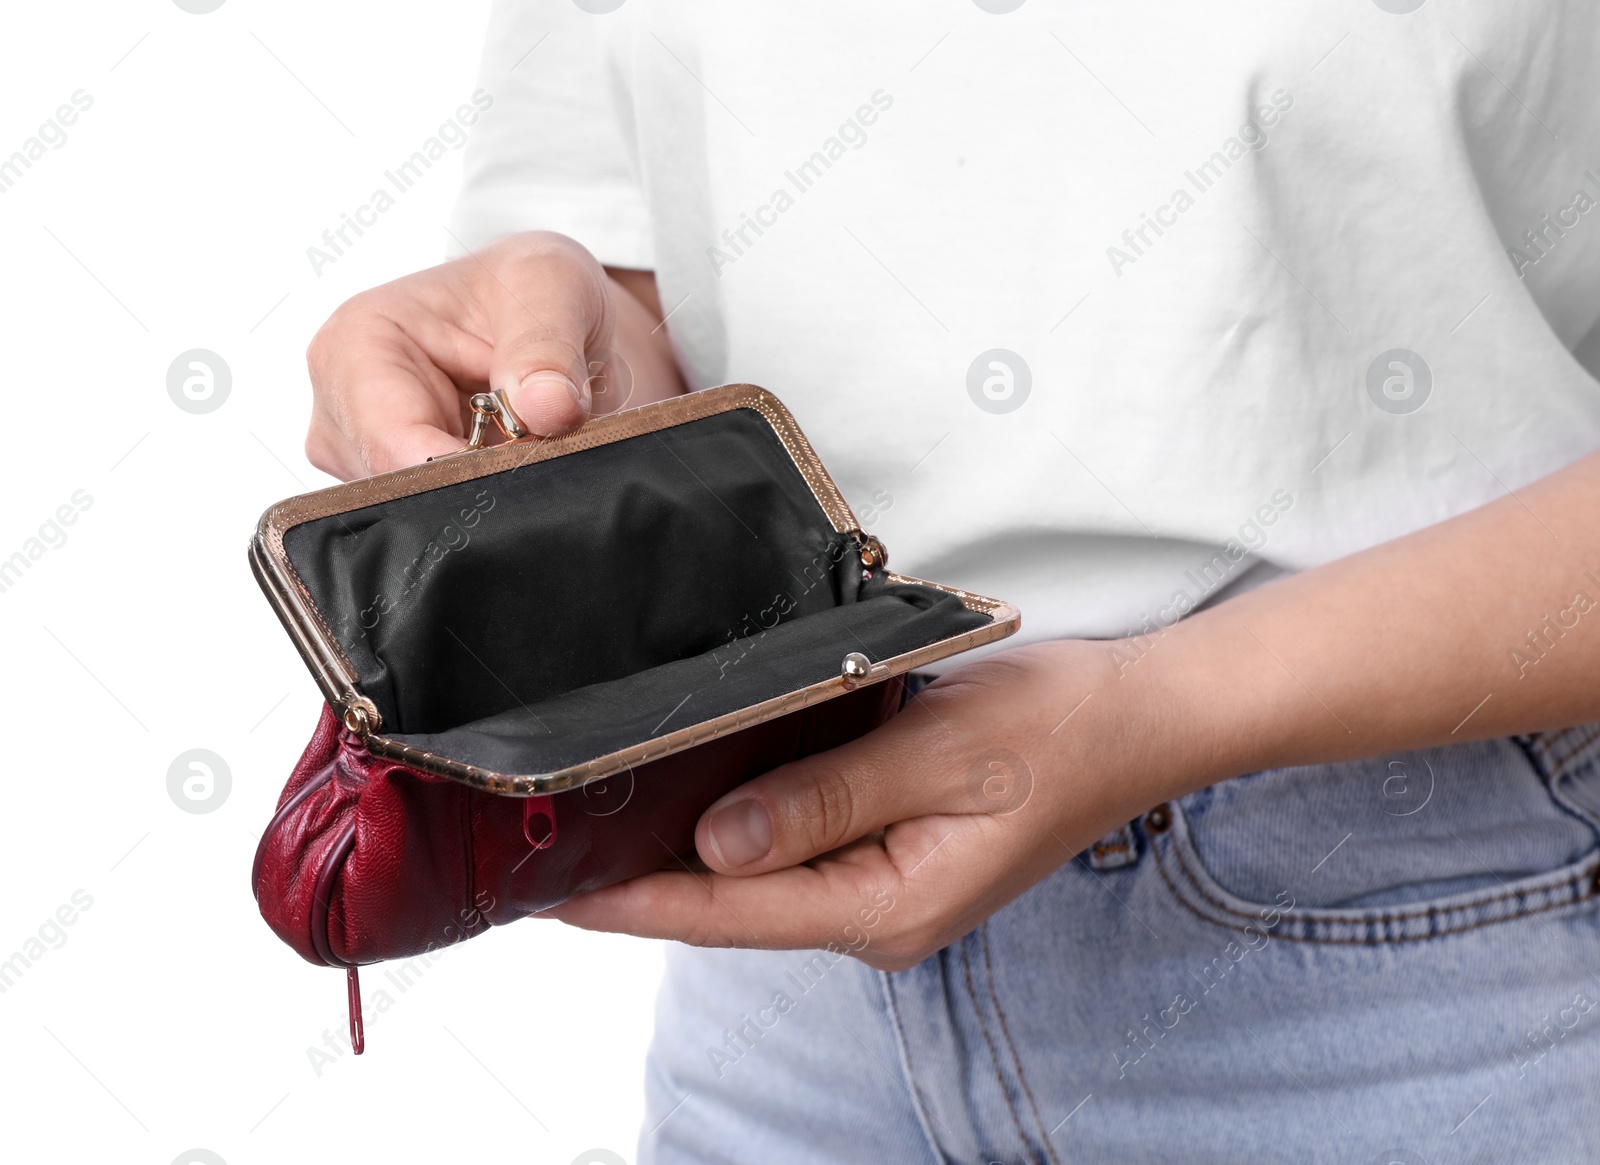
{"left": 706, "top": 798, "right": 772, "bottom": 868}
{"left": 518, "top": 370, "right": 587, "bottom": 412}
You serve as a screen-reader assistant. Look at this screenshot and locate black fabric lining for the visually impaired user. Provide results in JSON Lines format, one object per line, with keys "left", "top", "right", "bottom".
{"left": 391, "top": 582, "right": 979, "bottom": 773}
{"left": 282, "top": 407, "right": 990, "bottom": 775}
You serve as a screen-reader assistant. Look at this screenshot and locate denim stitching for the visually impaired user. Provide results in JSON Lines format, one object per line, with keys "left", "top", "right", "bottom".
{"left": 1549, "top": 725, "right": 1600, "bottom": 774}
{"left": 1524, "top": 723, "right": 1600, "bottom": 779}
{"left": 1178, "top": 820, "right": 1595, "bottom": 934}
{"left": 1512, "top": 727, "right": 1600, "bottom": 851}
{"left": 958, "top": 934, "right": 1038, "bottom": 1163}
{"left": 978, "top": 923, "right": 1061, "bottom": 1165}
{"left": 1167, "top": 800, "right": 1596, "bottom": 927}
{"left": 1153, "top": 825, "right": 1599, "bottom": 945}
{"left": 877, "top": 969, "right": 951, "bottom": 1165}
{"left": 1086, "top": 822, "right": 1140, "bottom": 871}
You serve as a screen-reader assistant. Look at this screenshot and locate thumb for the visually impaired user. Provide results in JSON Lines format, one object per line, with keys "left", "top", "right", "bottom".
{"left": 478, "top": 233, "right": 616, "bottom": 436}
{"left": 694, "top": 714, "right": 954, "bottom": 875}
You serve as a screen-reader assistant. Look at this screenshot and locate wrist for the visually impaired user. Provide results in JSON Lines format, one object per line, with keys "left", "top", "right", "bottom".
{"left": 1137, "top": 601, "right": 1330, "bottom": 799}
{"left": 1019, "top": 638, "right": 1220, "bottom": 822}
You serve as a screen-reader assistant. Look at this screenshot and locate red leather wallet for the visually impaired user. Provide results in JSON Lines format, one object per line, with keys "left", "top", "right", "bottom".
{"left": 249, "top": 385, "right": 1018, "bottom": 1052}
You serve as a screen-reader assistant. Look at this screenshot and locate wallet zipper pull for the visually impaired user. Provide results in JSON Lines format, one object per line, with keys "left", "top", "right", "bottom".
{"left": 346, "top": 967, "right": 365, "bottom": 1055}
{"left": 523, "top": 795, "right": 557, "bottom": 850}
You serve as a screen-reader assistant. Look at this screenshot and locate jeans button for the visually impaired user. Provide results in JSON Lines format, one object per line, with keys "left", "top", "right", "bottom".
{"left": 1144, "top": 804, "right": 1172, "bottom": 835}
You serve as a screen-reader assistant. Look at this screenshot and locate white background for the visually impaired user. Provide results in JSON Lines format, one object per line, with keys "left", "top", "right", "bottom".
{"left": 0, "top": 3, "right": 660, "bottom": 1162}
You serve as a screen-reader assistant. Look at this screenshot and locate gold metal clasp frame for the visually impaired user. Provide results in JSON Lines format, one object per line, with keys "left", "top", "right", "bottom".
{"left": 430, "top": 388, "right": 530, "bottom": 459}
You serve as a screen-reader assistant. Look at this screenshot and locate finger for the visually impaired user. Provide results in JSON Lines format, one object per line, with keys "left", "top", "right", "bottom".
{"left": 692, "top": 709, "right": 964, "bottom": 876}
{"left": 473, "top": 232, "right": 616, "bottom": 436}
{"left": 541, "top": 843, "right": 899, "bottom": 952}
{"left": 542, "top": 818, "right": 1013, "bottom": 969}
{"left": 309, "top": 341, "right": 470, "bottom": 477}
{"left": 307, "top": 294, "right": 488, "bottom": 478}
{"left": 307, "top": 415, "right": 463, "bottom": 480}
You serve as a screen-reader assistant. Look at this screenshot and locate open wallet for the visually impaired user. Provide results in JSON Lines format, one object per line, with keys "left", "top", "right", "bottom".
{"left": 249, "top": 383, "right": 1019, "bottom": 1052}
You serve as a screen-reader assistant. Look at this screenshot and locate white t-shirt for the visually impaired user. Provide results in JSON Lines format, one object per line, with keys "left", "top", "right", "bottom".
{"left": 451, "top": 0, "right": 1600, "bottom": 653}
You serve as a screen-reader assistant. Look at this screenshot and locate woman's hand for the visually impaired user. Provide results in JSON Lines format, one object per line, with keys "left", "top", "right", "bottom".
{"left": 542, "top": 642, "right": 1200, "bottom": 970}
{"left": 304, "top": 231, "right": 685, "bottom": 480}
{"left": 543, "top": 445, "right": 1600, "bottom": 965}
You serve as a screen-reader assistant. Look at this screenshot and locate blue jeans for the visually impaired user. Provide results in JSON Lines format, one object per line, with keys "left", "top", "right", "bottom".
{"left": 638, "top": 723, "right": 1600, "bottom": 1164}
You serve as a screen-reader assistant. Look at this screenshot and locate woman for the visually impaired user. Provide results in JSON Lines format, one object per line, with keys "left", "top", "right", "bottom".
{"left": 304, "top": 2, "right": 1600, "bottom": 1160}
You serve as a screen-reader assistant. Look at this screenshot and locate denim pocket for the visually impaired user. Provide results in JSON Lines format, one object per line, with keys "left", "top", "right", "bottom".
{"left": 1145, "top": 734, "right": 1600, "bottom": 945}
